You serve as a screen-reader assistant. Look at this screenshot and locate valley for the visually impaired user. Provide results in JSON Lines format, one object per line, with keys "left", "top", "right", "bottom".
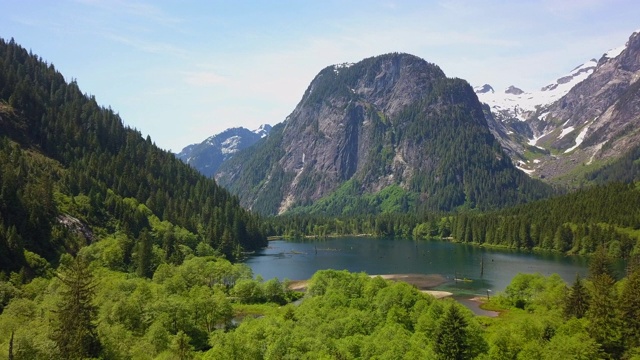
{"left": 1, "top": 25, "right": 640, "bottom": 359}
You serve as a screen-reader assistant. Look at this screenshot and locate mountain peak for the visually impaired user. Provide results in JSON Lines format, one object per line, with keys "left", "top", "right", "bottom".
{"left": 505, "top": 85, "right": 524, "bottom": 95}
{"left": 177, "top": 125, "right": 271, "bottom": 177}
{"left": 253, "top": 124, "right": 272, "bottom": 138}
{"left": 474, "top": 84, "right": 494, "bottom": 94}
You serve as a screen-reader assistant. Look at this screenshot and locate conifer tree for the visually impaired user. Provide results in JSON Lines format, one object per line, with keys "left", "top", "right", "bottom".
{"left": 588, "top": 245, "right": 616, "bottom": 280}
{"left": 136, "top": 228, "right": 153, "bottom": 278}
{"left": 564, "top": 273, "right": 589, "bottom": 319}
{"left": 620, "top": 258, "right": 640, "bottom": 349}
{"left": 433, "top": 304, "right": 469, "bottom": 360}
{"left": 51, "top": 255, "right": 101, "bottom": 359}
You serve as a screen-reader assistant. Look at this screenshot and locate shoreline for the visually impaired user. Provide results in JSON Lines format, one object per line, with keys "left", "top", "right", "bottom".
{"left": 288, "top": 273, "right": 454, "bottom": 299}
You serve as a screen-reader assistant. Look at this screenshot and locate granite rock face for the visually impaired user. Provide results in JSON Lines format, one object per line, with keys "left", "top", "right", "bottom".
{"left": 216, "top": 53, "right": 547, "bottom": 215}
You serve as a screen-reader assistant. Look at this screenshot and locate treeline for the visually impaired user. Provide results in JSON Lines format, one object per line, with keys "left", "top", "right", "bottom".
{"left": 0, "top": 37, "right": 266, "bottom": 275}
{"left": 449, "top": 182, "right": 640, "bottom": 258}
{"left": 266, "top": 181, "right": 640, "bottom": 258}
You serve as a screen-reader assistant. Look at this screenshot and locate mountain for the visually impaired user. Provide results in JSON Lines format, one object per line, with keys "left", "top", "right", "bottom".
{"left": 475, "top": 58, "right": 597, "bottom": 123}
{"left": 216, "top": 53, "right": 552, "bottom": 215}
{"left": 0, "top": 38, "right": 266, "bottom": 274}
{"left": 475, "top": 30, "right": 640, "bottom": 184}
{"left": 177, "top": 124, "right": 271, "bottom": 177}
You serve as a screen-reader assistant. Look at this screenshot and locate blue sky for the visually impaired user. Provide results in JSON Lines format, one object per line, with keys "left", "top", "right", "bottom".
{"left": 2, "top": 0, "right": 639, "bottom": 152}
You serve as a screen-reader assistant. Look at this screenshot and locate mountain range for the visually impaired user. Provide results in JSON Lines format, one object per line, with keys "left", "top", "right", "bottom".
{"left": 477, "top": 30, "right": 640, "bottom": 183}
{"left": 178, "top": 30, "right": 640, "bottom": 215}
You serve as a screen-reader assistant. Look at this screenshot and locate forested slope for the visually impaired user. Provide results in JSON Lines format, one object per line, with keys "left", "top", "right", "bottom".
{"left": 0, "top": 37, "right": 266, "bottom": 275}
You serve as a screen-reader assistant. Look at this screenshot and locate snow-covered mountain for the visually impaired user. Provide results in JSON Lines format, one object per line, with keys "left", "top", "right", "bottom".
{"left": 176, "top": 124, "right": 272, "bottom": 178}
{"left": 477, "top": 30, "right": 640, "bottom": 183}
{"left": 474, "top": 58, "right": 598, "bottom": 122}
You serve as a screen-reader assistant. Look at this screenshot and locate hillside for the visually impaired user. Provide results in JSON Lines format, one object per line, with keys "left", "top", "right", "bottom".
{"left": 0, "top": 37, "right": 266, "bottom": 275}
{"left": 216, "top": 53, "right": 553, "bottom": 215}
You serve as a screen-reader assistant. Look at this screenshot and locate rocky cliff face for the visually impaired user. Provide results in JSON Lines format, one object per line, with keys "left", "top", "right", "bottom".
{"left": 216, "top": 53, "right": 550, "bottom": 215}
{"left": 516, "top": 31, "right": 640, "bottom": 180}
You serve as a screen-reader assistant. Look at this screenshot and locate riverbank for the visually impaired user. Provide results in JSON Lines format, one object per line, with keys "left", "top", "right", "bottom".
{"left": 288, "top": 273, "right": 454, "bottom": 299}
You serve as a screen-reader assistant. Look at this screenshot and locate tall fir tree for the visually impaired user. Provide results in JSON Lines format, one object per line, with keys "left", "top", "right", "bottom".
{"left": 433, "top": 304, "right": 470, "bottom": 360}
{"left": 564, "top": 273, "right": 589, "bottom": 319}
{"left": 619, "top": 259, "right": 640, "bottom": 350}
{"left": 51, "top": 255, "right": 101, "bottom": 359}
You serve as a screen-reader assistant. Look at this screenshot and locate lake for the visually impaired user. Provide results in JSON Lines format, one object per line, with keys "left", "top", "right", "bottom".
{"left": 245, "top": 237, "right": 591, "bottom": 296}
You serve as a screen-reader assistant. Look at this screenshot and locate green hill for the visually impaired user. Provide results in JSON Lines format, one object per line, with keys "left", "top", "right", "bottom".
{"left": 0, "top": 37, "right": 266, "bottom": 276}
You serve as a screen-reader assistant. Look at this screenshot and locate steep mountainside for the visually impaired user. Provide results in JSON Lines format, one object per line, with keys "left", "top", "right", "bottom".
{"left": 216, "top": 53, "right": 552, "bottom": 215}
{"left": 527, "top": 31, "right": 640, "bottom": 180}
{"left": 476, "top": 31, "right": 640, "bottom": 183}
{"left": 177, "top": 124, "right": 271, "bottom": 177}
{"left": 0, "top": 38, "right": 266, "bottom": 273}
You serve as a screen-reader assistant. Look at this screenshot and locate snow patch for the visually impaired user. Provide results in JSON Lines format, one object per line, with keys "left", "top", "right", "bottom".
{"left": 538, "top": 112, "right": 549, "bottom": 120}
{"left": 333, "top": 62, "right": 354, "bottom": 74}
{"left": 528, "top": 132, "right": 548, "bottom": 147}
{"left": 604, "top": 45, "right": 625, "bottom": 59}
{"left": 516, "top": 164, "right": 535, "bottom": 175}
{"left": 221, "top": 135, "right": 241, "bottom": 154}
{"left": 564, "top": 126, "right": 589, "bottom": 153}
{"left": 558, "top": 126, "right": 575, "bottom": 139}
{"left": 476, "top": 58, "right": 596, "bottom": 122}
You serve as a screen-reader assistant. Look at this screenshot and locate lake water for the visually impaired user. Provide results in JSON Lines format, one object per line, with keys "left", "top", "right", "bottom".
{"left": 245, "top": 237, "right": 591, "bottom": 296}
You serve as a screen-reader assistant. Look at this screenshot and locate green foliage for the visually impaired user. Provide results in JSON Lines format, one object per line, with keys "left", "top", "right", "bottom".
{"left": 51, "top": 255, "right": 101, "bottom": 359}
{"left": 447, "top": 182, "right": 640, "bottom": 257}
{"left": 564, "top": 274, "right": 589, "bottom": 319}
{"left": 0, "top": 37, "right": 267, "bottom": 276}
{"left": 433, "top": 304, "right": 471, "bottom": 360}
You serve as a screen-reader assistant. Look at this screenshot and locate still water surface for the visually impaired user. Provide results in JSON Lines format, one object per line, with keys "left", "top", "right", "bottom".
{"left": 245, "top": 237, "right": 590, "bottom": 296}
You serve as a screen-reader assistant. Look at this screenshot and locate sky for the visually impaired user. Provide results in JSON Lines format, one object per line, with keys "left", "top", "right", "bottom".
{"left": 1, "top": 1, "right": 639, "bottom": 152}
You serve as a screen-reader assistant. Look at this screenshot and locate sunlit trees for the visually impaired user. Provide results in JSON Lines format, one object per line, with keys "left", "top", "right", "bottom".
{"left": 51, "top": 255, "right": 101, "bottom": 359}
{"left": 564, "top": 273, "right": 589, "bottom": 319}
{"left": 433, "top": 304, "right": 470, "bottom": 360}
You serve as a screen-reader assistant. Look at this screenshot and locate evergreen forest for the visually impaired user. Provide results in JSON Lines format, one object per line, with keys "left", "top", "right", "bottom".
{"left": 1, "top": 37, "right": 640, "bottom": 359}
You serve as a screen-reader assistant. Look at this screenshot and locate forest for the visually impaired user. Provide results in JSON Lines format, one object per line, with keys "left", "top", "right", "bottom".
{"left": 1, "top": 242, "right": 639, "bottom": 359}
{"left": 2, "top": 36, "right": 640, "bottom": 359}
{"left": 0, "top": 37, "right": 267, "bottom": 277}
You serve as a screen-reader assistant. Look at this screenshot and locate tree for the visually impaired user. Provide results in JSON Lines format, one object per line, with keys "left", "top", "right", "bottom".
{"left": 136, "top": 229, "right": 153, "bottom": 278}
{"left": 433, "top": 304, "right": 470, "bottom": 360}
{"left": 51, "top": 255, "right": 101, "bottom": 359}
{"left": 588, "top": 245, "right": 616, "bottom": 280}
{"left": 564, "top": 273, "right": 589, "bottom": 319}
{"left": 619, "top": 262, "right": 640, "bottom": 350}
{"left": 586, "top": 272, "right": 623, "bottom": 358}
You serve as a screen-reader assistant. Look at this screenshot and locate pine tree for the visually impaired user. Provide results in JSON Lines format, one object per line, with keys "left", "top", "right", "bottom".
{"left": 620, "top": 259, "right": 640, "bottom": 350}
{"left": 51, "top": 255, "right": 101, "bottom": 359}
{"left": 588, "top": 245, "right": 616, "bottom": 280}
{"left": 433, "top": 304, "right": 469, "bottom": 360}
{"left": 586, "top": 272, "right": 623, "bottom": 358}
{"left": 564, "top": 273, "right": 589, "bottom": 319}
{"left": 136, "top": 229, "right": 153, "bottom": 278}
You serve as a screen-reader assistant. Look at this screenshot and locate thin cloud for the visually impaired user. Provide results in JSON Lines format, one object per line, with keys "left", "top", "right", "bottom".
{"left": 103, "top": 32, "right": 189, "bottom": 57}
{"left": 182, "top": 71, "right": 228, "bottom": 87}
{"left": 74, "top": 0, "right": 182, "bottom": 26}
